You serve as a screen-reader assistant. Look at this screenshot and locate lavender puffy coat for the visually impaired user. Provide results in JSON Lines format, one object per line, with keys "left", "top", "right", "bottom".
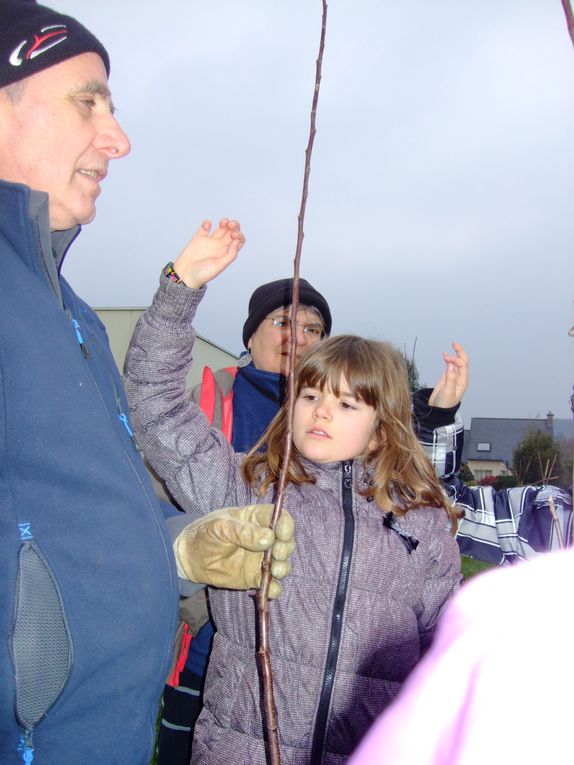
{"left": 123, "top": 279, "right": 461, "bottom": 765}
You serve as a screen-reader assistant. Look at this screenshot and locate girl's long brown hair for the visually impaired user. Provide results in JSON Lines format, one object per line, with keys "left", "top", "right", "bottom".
{"left": 242, "top": 335, "right": 459, "bottom": 530}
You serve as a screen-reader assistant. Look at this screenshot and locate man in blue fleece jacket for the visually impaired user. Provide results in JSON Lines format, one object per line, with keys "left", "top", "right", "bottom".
{"left": 0, "top": 3, "right": 293, "bottom": 764}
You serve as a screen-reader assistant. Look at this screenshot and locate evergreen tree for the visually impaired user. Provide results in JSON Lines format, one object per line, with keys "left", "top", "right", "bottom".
{"left": 513, "top": 429, "right": 562, "bottom": 485}
{"left": 459, "top": 462, "right": 475, "bottom": 484}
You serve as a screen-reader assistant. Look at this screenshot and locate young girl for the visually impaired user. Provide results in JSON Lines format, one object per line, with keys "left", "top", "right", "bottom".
{"left": 124, "top": 220, "right": 462, "bottom": 765}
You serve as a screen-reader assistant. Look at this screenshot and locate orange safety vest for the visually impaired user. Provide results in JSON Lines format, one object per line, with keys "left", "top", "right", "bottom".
{"left": 167, "top": 365, "right": 239, "bottom": 688}
{"left": 196, "top": 366, "right": 238, "bottom": 442}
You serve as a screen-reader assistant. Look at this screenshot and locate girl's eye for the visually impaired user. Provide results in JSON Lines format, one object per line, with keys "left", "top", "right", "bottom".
{"left": 340, "top": 401, "right": 356, "bottom": 410}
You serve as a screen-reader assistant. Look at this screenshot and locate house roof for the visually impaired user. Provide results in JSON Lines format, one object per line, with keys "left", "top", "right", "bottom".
{"left": 462, "top": 417, "right": 554, "bottom": 465}
{"left": 554, "top": 418, "right": 574, "bottom": 441}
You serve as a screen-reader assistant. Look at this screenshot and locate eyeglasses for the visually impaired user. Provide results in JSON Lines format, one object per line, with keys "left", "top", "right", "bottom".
{"left": 265, "top": 316, "right": 326, "bottom": 339}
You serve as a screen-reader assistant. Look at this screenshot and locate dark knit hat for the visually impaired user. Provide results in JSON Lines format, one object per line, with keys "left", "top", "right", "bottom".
{"left": 242, "top": 277, "right": 332, "bottom": 348}
{"left": 0, "top": 0, "right": 110, "bottom": 89}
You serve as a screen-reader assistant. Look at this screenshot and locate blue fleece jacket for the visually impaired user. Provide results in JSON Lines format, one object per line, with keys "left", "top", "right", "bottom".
{"left": 0, "top": 180, "right": 180, "bottom": 765}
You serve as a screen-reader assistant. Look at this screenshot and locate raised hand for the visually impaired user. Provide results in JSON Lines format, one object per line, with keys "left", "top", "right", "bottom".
{"left": 428, "top": 342, "right": 469, "bottom": 409}
{"left": 173, "top": 218, "right": 245, "bottom": 289}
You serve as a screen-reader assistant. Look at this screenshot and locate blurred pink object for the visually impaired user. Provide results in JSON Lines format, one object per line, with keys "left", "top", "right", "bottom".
{"left": 350, "top": 548, "right": 574, "bottom": 765}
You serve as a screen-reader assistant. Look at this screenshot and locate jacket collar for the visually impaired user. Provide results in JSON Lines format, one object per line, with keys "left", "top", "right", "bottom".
{"left": 0, "top": 179, "right": 80, "bottom": 305}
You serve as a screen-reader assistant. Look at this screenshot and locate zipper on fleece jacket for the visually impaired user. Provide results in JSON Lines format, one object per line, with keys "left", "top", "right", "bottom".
{"left": 65, "top": 310, "right": 90, "bottom": 359}
{"left": 310, "top": 460, "right": 355, "bottom": 764}
{"left": 109, "top": 373, "right": 140, "bottom": 451}
{"left": 64, "top": 305, "right": 137, "bottom": 449}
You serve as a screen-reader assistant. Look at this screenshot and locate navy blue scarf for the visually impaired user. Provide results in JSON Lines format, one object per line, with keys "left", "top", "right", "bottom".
{"left": 231, "top": 362, "right": 284, "bottom": 452}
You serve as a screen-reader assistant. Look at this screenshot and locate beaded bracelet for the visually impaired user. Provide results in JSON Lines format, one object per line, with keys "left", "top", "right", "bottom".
{"left": 162, "top": 262, "right": 183, "bottom": 284}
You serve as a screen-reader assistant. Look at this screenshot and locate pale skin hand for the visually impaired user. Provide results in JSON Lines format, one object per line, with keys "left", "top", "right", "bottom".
{"left": 428, "top": 342, "right": 469, "bottom": 409}
{"left": 173, "top": 218, "right": 245, "bottom": 289}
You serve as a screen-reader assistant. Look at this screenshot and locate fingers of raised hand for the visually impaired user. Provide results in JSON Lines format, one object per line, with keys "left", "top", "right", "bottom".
{"left": 211, "top": 218, "right": 244, "bottom": 244}
{"left": 446, "top": 342, "right": 468, "bottom": 367}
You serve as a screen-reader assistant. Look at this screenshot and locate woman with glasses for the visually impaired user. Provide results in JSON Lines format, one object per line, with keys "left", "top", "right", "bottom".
{"left": 196, "top": 278, "right": 333, "bottom": 451}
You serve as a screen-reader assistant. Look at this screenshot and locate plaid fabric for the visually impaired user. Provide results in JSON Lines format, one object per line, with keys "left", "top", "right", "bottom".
{"left": 444, "top": 477, "right": 573, "bottom": 564}
{"left": 415, "top": 412, "right": 464, "bottom": 480}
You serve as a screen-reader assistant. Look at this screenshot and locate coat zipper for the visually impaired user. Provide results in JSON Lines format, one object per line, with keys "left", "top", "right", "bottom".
{"left": 17, "top": 728, "right": 34, "bottom": 763}
{"left": 65, "top": 309, "right": 90, "bottom": 359}
{"left": 65, "top": 302, "right": 137, "bottom": 448}
{"left": 109, "top": 372, "right": 140, "bottom": 450}
{"left": 310, "top": 460, "right": 355, "bottom": 764}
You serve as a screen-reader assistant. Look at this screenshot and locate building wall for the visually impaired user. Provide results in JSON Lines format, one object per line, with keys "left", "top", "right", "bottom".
{"left": 95, "top": 308, "right": 239, "bottom": 389}
{"left": 467, "top": 459, "right": 509, "bottom": 480}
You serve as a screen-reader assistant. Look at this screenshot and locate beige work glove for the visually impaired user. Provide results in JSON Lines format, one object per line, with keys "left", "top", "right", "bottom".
{"left": 174, "top": 504, "right": 295, "bottom": 598}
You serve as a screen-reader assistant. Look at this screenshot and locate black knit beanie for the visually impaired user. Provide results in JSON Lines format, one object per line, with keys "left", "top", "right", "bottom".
{"left": 242, "top": 277, "right": 332, "bottom": 348}
{"left": 0, "top": 0, "right": 110, "bottom": 89}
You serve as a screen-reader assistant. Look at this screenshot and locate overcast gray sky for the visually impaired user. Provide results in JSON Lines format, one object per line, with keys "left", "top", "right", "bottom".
{"left": 60, "top": 0, "right": 574, "bottom": 425}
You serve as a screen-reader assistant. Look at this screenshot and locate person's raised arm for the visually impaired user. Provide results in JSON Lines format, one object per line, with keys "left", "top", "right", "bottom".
{"left": 412, "top": 342, "right": 468, "bottom": 478}
{"left": 125, "top": 218, "right": 296, "bottom": 596}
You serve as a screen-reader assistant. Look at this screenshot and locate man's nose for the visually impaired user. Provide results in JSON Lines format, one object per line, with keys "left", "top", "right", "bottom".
{"left": 96, "top": 114, "right": 131, "bottom": 159}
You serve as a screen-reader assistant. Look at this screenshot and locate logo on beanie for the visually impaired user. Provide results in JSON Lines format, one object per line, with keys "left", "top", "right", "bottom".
{"left": 9, "top": 24, "right": 69, "bottom": 67}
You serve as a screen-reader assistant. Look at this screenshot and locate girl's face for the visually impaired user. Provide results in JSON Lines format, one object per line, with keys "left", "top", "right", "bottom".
{"left": 293, "top": 375, "right": 379, "bottom": 464}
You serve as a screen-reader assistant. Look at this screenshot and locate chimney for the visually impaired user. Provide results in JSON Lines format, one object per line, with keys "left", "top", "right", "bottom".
{"left": 546, "top": 411, "right": 554, "bottom": 434}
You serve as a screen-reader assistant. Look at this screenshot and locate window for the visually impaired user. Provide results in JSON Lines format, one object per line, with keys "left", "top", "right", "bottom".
{"left": 476, "top": 442, "right": 491, "bottom": 452}
{"left": 474, "top": 469, "right": 493, "bottom": 480}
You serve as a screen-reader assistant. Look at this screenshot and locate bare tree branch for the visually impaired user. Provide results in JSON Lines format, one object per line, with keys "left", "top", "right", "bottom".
{"left": 256, "top": 3, "right": 329, "bottom": 763}
{"left": 548, "top": 495, "right": 565, "bottom": 550}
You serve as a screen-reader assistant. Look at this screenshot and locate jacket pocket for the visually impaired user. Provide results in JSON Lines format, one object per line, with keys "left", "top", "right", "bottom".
{"left": 10, "top": 541, "right": 73, "bottom": 736}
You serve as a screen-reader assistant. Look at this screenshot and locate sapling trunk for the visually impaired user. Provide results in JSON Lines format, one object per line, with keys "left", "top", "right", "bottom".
{"left": 256, "top": 3, "right": 328, "bottom": 763}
